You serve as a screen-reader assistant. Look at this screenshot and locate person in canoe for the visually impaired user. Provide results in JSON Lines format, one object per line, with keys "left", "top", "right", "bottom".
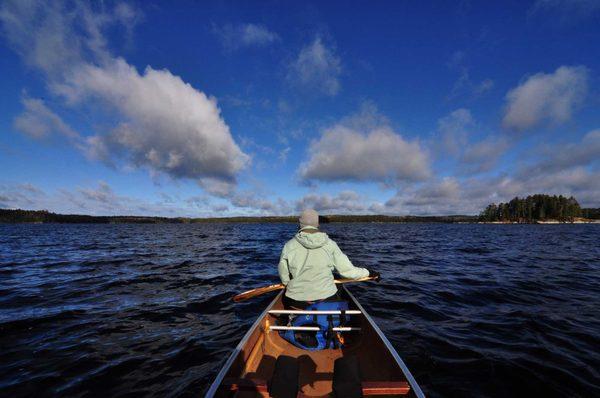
{"left": 278, "top": 209, "right": 381, "bottom": 309}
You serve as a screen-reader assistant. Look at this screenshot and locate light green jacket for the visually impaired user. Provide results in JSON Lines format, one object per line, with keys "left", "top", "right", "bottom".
{"left": 278, "top": 229, "right": 369, "bottom": 301}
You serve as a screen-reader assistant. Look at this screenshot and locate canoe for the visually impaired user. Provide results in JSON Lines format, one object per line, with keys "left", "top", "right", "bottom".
{"left": 206, "top": 285, "right": 425, "bottom": 397}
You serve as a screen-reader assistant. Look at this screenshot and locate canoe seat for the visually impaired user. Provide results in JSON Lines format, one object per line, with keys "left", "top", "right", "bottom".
{"left": 332, "top": 356, "right": 411, "bottom": 397}
{"left": 333, "top": 355, "right": 362, "bottom": 398}
{"left": 269, "top": 355, "right": 299, "bottom": 398}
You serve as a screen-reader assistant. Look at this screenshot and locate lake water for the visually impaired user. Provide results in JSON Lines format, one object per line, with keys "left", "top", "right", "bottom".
{"left": 1, "top": 223, "right": 599, "bottom": 397}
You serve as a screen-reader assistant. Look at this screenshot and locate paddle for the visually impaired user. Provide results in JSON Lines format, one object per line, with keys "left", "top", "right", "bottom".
{"left": 232, "top": 276, "right": 376, "bottom": 302}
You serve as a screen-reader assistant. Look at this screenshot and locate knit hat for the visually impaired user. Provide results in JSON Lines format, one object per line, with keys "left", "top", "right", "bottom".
{"left": 299, "top": 209, "right": 319, "bottom": 230}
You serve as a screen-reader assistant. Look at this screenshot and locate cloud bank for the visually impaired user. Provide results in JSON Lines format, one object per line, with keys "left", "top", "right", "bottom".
{"left": 434, "top": 108, "right": 510, "bottom": 175}
{"left": 381, "top": 129, "right": 600, "bottom": 214}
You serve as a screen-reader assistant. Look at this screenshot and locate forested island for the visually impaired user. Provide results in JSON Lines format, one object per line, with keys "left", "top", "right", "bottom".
{"left": 478, "top": 194, "right": 599, "bottom": 223}
{"left": 1, "top": 194, "right": 598, "bottom": 224}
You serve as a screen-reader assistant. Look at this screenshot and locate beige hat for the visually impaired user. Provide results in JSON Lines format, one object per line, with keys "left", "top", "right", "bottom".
{"left": 299, "top": 209, "right": 319, "bottom": 230}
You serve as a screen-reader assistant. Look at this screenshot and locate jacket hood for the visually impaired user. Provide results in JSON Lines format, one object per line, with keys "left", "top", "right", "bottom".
{"left": 294, "top": 231, "right": 329, "bottom": 249}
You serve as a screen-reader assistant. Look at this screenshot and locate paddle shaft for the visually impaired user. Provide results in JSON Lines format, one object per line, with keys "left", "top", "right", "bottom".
{"left": 232, "top": 276, "right": 375, "bottom": 302}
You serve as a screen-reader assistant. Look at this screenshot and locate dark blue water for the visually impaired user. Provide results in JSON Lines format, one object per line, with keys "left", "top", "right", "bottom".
{"left": 1, "top": 223, "right": 599, "bottom": 397}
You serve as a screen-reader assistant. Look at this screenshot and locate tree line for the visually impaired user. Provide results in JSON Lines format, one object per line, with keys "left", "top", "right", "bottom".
{"left": 0, "top": 209, "right": 479, "bottom": 224}
{"left": 478, "top": 194, "right": 597, "bottom": 222}
{"left": 1, "top": 202, "right": 598, "bottom": 224}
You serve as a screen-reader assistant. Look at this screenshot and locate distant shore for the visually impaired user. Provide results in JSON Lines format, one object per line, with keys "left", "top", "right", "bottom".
{"left": 0, "top": 209, "right": 478, "bottom": 224}
{"left": 1, "top": 209, "right": 599, "bottom": 224}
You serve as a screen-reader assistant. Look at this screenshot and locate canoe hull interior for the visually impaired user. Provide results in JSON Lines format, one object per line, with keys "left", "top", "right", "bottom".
{"left": 206, "top": 286, "right": 424, "bottom": 397}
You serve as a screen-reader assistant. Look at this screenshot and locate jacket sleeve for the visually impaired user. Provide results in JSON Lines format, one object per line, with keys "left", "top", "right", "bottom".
{"left": 278, "top": 245, "right": 290, "bottom": 286}
{"left": 330, "top": 241, "right": 369, "bottom": 279}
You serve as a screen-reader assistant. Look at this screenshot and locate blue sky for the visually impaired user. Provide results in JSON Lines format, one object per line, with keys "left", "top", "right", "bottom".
{"left": 1, "top": 0, "right": 599, "bottom": 216}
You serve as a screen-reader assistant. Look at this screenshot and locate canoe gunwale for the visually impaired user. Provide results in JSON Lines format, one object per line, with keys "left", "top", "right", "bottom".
{"left": 343, "top": 286, "right": 425, "bottom": 398}
{"left": 204, "top": 291, "right": 283, "bottom": 398}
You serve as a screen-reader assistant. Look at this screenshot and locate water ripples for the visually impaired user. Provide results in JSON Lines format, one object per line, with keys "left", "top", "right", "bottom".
{"left": 1, "top": 223, "right": 599, "bottom": 397}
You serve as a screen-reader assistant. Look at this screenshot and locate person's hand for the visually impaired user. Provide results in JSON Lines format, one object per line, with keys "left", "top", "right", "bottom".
{"left": 368, "top": 269, "right": 381, "bottom": 282}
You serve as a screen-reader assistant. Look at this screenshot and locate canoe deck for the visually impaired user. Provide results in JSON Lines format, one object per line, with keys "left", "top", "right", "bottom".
{"left": 208, "top": 286, "right": 423, "bottom": 397}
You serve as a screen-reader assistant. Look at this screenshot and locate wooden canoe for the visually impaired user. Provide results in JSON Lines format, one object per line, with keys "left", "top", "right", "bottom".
{"left": 205, "top": 286, "right": 425, "bottom": 397}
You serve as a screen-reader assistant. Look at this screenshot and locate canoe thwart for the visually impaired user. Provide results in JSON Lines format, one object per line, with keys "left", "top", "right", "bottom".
{"left": 268, "top": 309, "right": 362, "bottom": 315}
{"left": 269, "top": 326, "right": 361, "bottom": 331}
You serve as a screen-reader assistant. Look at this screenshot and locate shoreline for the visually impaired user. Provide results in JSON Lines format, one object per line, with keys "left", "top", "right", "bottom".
{"left": 1, "top": 209, "right": 599, "bottom": 224}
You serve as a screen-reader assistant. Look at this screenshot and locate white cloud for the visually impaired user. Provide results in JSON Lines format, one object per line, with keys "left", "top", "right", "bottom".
{"left": 0, "top": 0, "right": 139, "bottom": 77}
{"left": 383, "top": 178, "right": 464, "bottom": 215}
{"left": 113, "top": 3, "right": 141, "bottom": 33}
{"left": 295, "top": 191, "right": 368, "bottom": 213}
{"left": 0, "top": 182, "right": 46, "bottom": 209}
{"left": 67, "top": 182, "right": 204, "bottom": 216}
{"left": 402, "top": 178, "right": 461, "bottom": 207}
{"left": 230, "top": 192, "right": 278, "bottom": 211}
{"left": 533, "top": 129, "right": 600, "bottom": 172}
{"left": 0, "top": 181, "right": 290, "bottom": 216}
{"left": 1, "top": 1, "right": 80, "bottom": 76}
{"left": 434, "top": 109, "right": 509, "bottom": 175}
{"left": 473, "top": 78, "right": 494, "bottom": 95}
{"left": 1, "top": 180, "right": 291, "bottom": 218}
{"left": 214, "top": 23, "right": 279, "bottom": 50}
{"left": 62, "top": 59, "right": 249, "bottom": 182}
{"left": 197, "top": 177, "right": 237, "bottom": 198}
{"left": 278, "top": 146, "right": 291, "bottom": 163}
{"left": 14, "top": 97, "right": 79, "bottom": 140}
{"left": 501, "top": 167, "right": 600, "bottom": 208}
{"left": 502, "top": 65, "right": 589, "bottom": 131}
{"left": 534, "top": 0, "right": 600, "bottom": 10}
{"left": 0, "top": 181, "right": 188, "bottom": 216}
{"left": 383, "top": 131, "right": 600, "bottom": 215}
{"left": 212, "top": 204, "right": 229, "bottom": 213}
{"left": 1, "top": 0, "right": 249, "bottom": 191}
{"left": 300, "top": 107, "right": 430, "bottom": 183}
{"left": 377, "top": 177, "right": 464, "bottom": 215}
{"left": 437, "top": 108, "right": 474, "bottom": 156}
{"left": 0, "top": 195, "right": 9, "bottom": 208}
{"left": 287, "top": 37, "right": 342, "bottom": 96}
{"left": 79, "top": 181, "right": 119, "bottom": 204}
{"left": 518, "top": 129, "right": 600, "bottom": 178}
{"left": 460, "top": 136, "right": 510, "bottom": 174}
{"left": 186, "top": 195, "right": 210, "bottom": 208}
{"left": 225, "top": 191, "right": 292, "bottom": 215}
{"left": 531, "top": 0, "right": 600, "bottom": 20}
{"left": 377, "top": 127, "right": 600, "bottom": 215}
{"left": 381, "top": 175, "right": 534, "bottom": 216}
{"left": 447, "top": 51, "right": 494, "bottom": 99}
{"left": 18, "top": 183, "right": 45, "bottom": 195}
